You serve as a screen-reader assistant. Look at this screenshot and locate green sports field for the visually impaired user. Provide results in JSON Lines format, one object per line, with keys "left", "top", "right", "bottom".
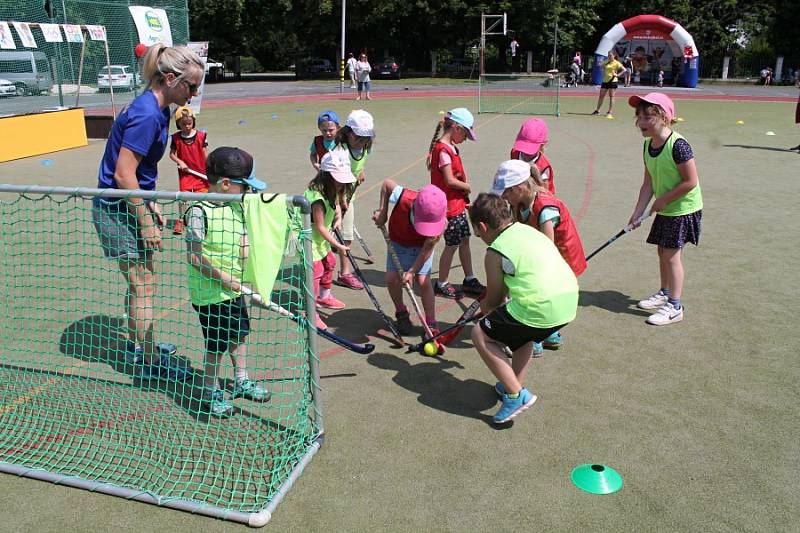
{"left": 0, "top": 91, "right": 797, "bottom": 532}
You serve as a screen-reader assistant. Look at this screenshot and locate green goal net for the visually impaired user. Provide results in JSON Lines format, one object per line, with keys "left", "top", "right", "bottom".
{"left": 478, "top": 73, "right": 561, "bottom": 116}
{"left": 0, "top": 185, "right": 322, "bottom": 527}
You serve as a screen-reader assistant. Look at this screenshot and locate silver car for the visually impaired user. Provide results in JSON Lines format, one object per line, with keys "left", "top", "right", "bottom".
{"left": 0, "top": 78, "right": 19, "bottom": 97}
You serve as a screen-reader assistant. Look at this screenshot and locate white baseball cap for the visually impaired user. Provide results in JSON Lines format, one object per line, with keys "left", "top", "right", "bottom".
{"left": 490, "top": 160, "right": 531, "bottom": 196}
{"left": 319, "top": 149, "right": 356, "bottom": 183}
{"left": 345, "top": 109, "right": 375, "bottom": 137}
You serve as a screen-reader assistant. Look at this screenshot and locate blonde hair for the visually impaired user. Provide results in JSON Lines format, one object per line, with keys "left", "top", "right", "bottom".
{"left": 141, "top": 44, "right": 204, "bottom": 89}
{"left": 426, "top": 117, "right": 459, "bottom": 170}
{"left": 528, "top": 165, "right": 548, "bottom": 191}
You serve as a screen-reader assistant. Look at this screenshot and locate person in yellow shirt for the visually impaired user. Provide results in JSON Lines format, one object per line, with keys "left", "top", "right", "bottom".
{"left": 592, "top": 51, "right": 626, "bottom": 117}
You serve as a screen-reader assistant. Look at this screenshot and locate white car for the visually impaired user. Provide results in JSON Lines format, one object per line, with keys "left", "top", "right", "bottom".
{"left": 97, "top": 65, "right": 140, "bottom": 91}
{"left": 0, "top": 78, "right": 19, "bottom": 97}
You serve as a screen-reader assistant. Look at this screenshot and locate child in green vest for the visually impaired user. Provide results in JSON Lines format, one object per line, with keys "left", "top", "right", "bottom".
{"left": 303, "top": 149, "right": 356, "bottom": 330}
{"left": 627, "top": 93, "right": 702, "bottom": 326}
{"left": 468, "top": 193, "right": 578, "bottom": 425}
{"left": 185, "top": 147, "right": 270, "bottom": 417}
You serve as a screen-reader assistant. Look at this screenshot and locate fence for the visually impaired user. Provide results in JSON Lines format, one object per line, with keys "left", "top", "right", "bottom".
{"left": 0, "top": 0, "right": 189, "bottom": 116}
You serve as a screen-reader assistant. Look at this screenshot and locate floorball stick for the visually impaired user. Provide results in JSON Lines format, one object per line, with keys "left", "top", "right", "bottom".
{"left": 241, "top": 286, "right": 375, "bottom": 355}
{"left": 352, "top": 226, "right": 375, "bottom": 264}
{"left": 333, "top": 229, "right": 405, "bottom": 347}
{"left": 378, "top": 226, "right": 441, "bottom": 354}
{"left": 585, "top": 209, "right": 652, "bottom": 262}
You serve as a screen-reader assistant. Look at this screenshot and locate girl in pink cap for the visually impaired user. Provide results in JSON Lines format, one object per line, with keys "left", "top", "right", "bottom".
{"left": 372, "top": 180, "right": 448, "bottom": 336}
{"left": 628, "top": 92, "right": 703, "bottom": 326}
{"left": 509, "top": 117, "right": 556, "bottom": 194}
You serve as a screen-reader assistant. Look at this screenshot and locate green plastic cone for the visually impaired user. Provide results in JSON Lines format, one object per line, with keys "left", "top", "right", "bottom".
{"left": 571, "top": 464, "right": 623, "bottom": 494}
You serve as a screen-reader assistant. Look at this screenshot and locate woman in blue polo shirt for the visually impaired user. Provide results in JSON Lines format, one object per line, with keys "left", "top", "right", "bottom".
{"left": 92, "top": 43, "right": 203, "bottom": 381}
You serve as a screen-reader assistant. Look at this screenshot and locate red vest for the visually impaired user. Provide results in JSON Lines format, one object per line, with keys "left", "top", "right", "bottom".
{"left": 173, "top": 130, "right": 208, "bottom": 191}
{"left": 530, "top": 191, "right": 586, "bottom": 276}
{"left": 510, "top": 148, "right": 556, "bottom": 194}
{"left": 430, "top": 141, "right": 467, "bottom": 217}
{"left": 389, "top": 188, "right": 427, "bottom": 248}
{"left": 313, "top": 135, "right": 329, "bottom": 160}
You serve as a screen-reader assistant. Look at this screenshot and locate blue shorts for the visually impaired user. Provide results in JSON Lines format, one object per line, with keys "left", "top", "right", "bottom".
{"left": 386, "top": 241, "right": 433, "bottom": 276}
{"left": 91, "top": 196, "right": 157, "bottom": 260}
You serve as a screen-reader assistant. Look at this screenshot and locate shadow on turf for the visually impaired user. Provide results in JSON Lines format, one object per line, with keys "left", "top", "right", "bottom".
{"left": 578, "top": 290, "right": 650, "bottom": 317}
{"left": 723, "top": 144, "right": 799, "bottom": 153}
{"left": 57, "top": 314, "right": 293, "bottom": 425}
{"left": 367, "top": 352, "right": 512, "bottom": 429}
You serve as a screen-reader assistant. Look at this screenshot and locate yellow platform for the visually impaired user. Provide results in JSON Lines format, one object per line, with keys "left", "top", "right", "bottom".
{"left": 0, "top": 108, "right": 88, "bottom": 162}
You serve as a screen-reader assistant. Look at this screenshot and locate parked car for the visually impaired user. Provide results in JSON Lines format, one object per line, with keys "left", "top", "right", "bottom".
{"left": 0, "top": 51, "right": 54, "bottom": 95}
{"left": 306, "top": 58, "right": 335, "bottom": 76}
{"left": 372, "top": 57, "right": 401, "bottom": 79}
{"left": 441, "top": 58, "right": 476, "bottom": 77}
{"left": 0, "top": 78, "right": 20, "bottom": 97}
{"left": 97, "top": 65, "right": 140, "bottom": 92}
{"left": 205, "top": 58, "right": 224, "bottom": 81}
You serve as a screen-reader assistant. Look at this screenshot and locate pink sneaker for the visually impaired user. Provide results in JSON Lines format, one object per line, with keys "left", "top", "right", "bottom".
{"left": 334, "top": 272, "right": 364, "bottom": 290}
{"left": 317, "top": 295, "right": 346, "bottom": 309}
{"left": 315, "top": 314, "right": 328, "bottom": 330}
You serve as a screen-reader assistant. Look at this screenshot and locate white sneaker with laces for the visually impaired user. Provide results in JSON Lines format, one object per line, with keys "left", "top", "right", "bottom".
{"left": 637, "top": 292, "right": 669, "bottom": 310}
{"left": 646, "top": 302, "right": 684, "bottom": 325}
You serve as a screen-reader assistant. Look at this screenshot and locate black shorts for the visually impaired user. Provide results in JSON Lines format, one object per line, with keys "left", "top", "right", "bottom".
{"left": 600, "top": 81, "right": 618, "bottom": 90}
{"left": 444, "top": 212, "right": 471, "bottom": 247}
{"left": 193, "top": 296, "right": 250, "bottom": 354}
{"left": 479, "top": 304, "right": 567, "bottom": 351}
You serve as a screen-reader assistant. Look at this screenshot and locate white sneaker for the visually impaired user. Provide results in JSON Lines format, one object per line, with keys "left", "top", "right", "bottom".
{"left": 637, "top": 292, "right": 669, "bottom": 310}
{"left": 646, "top": 302, "right": 684, "bottom": 326}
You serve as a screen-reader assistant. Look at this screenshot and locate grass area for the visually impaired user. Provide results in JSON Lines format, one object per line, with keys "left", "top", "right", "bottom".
{"left": 0, "top": 93, "right": 798, "bottom": 532}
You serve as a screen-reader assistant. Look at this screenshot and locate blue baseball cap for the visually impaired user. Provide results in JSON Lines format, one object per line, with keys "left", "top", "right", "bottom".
{"left": 317, "top": 110, "right": 340, "bottom": 125}
{"left": 446, "top": 107, "right": 476, "bottom": 141}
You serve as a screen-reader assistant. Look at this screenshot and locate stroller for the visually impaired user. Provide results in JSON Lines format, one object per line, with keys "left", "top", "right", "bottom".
{"left": 563, "top": 61, "right": 583, "bottom": 88}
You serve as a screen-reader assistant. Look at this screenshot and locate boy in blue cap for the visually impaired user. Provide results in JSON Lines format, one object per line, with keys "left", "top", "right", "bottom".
{"left": 184, "top": 147, "right": 269, "bottom": 417}
{"left": 309, "top": 110, "right": 340, "bottom": 171}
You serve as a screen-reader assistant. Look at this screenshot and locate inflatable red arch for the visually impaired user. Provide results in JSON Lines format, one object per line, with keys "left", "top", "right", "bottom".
{"left": 592, "top": 14, "right": 699, "bottom": 88}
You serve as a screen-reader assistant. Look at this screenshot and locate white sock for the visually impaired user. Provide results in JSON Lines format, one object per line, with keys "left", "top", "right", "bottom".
{"left": 320, "top": 287, "right": 331, "bottom": 299}
{"left": 235, "top": 369, "right": 248, "bottom": 383}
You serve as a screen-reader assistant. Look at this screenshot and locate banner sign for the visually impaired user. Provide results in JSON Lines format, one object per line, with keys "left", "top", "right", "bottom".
{"left": 128, "top": 6, "right": 173, "bottom": 47}
{"left": 186, "top": 41, "right": 209, "bottom": 115}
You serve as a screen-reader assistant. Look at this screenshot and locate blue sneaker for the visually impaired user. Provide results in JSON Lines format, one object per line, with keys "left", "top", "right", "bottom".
{"left": 532, "top": 342, "right": 544, "bottom": 358}
{"left": 206, "top": 389, "right": 233, "bottom": 418}
{"left": 139, "top": 353, "right": 191, "bottom": 381}
{"left": 494, "top": 381, "right": 506, "bottom": 397}
{"left": 542, "top": 331, "right": 562, "bottom": 349}
{"left": 126, "top": 342, "right": 178, "bottom": 364}
{"left": 493, "top": 388, "right": 537, "bottom": 424}
{"left": 232, "top": 379, "right": 271, "bottom": 402}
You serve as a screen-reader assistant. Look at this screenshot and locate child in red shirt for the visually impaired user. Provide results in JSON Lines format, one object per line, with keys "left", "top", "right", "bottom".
{"left": 427, "top": 107, "right": 484, "bottom": 299}
{"left": 509, "top": 118, "right": 556, "bottom": 194}
{"left": 372, "top": 180, "right": 447, "bottom": 335}
{"left": 169, "top": 105, "right": 208, "bottom": 234}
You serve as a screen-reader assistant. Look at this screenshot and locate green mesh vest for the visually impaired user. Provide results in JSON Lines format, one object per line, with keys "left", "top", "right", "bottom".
{"left": 489, "top": 222, "right": 578, "bottom": 328}
{"left": 303, "top": 188, "right": 335, "bottom": 261}
{"left": 186, "top": 202, "right": 245, "bottom": 306}
{"left": 644, "top": 132, "right": 703, "bottom": 216}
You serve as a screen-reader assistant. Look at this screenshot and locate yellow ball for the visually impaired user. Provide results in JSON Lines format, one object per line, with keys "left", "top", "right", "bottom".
{"left": 423, "top": 342, "right": 438, "bottom": 356}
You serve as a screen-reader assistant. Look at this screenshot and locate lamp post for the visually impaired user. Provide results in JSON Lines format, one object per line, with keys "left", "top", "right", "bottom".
{"left": 340, "top": 0, "right": 346, "bottom": 93}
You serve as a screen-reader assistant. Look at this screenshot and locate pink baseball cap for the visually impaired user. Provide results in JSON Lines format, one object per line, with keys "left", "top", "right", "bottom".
{"left": 412, "top": 185, "right": 447, "bottom": 237}
{"left": 319, "top": 149, "right": 356, "bottom": 183}
{"left": 628, "top": 92, "right": 675, "bottom": 122}
{"left": 512, "top": 118, "right": 549, "bottom": 155}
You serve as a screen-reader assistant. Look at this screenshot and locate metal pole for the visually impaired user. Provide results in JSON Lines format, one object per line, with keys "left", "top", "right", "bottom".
{"left": 340, "top": 0, "right": 346, "bottom": 94}
{"left": 60, "top": 0, "right": 77, "bottom": 84}
{"left": 74, "top": 30, "right": 87, "bottom": 108}
{"left": 552, "top": 21, "right": 558, "bottom": 70}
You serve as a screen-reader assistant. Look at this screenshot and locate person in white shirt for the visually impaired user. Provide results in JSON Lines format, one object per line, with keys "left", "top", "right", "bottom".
{"left": 355, "top": 53, "right": 372, "bottom": 100}
{"left": 346, "top": 52, "right": 357, "bottom": 89}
